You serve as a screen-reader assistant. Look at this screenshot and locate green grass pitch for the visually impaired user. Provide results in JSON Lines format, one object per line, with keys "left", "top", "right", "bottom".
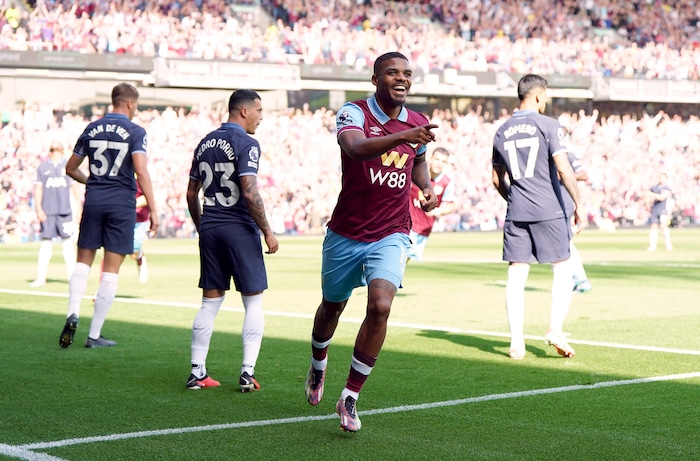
{"left": 0, "top": 228, "right": 698, "bottom": 460}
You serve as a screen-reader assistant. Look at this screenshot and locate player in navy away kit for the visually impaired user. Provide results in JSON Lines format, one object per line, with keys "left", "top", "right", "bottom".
{"left": 59, "top": 82, "right": 159, "bottom": 349}
{"left": 647, "top": 172, "right": 673, "bottom": 251}
{"left": 304, "top": 51, "right": 438, "bottom": 432}
{"left": 30, "top": 141, "right": 80, "bottom": 287}
{"left": 492, "top": 74, "right": 585, "bottom": 361}
{"left": 186, "top": 89, "right": 279, "bottom": 392}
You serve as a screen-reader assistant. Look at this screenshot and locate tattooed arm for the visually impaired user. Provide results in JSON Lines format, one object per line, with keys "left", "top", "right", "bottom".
{"left": 240, "top": 174, "right": 279, "bottom": 254}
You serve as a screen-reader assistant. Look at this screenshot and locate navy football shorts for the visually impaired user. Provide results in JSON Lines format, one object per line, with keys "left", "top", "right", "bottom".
{"left": 78, "top": 204, "right": 135, "bottom": 255}
{"left": 40, "top": 214, "right": 73, "bottom": 240}
{"left": 198, "top": 222, "right": 268, "bottom": 294}
{"left": 503, "top": 217, "right": 571, "bottom": 264}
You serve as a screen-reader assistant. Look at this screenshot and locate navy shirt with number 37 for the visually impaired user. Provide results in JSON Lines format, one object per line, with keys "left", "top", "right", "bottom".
{"left": 73, "top": 112, "right": 147, "bottom": 209}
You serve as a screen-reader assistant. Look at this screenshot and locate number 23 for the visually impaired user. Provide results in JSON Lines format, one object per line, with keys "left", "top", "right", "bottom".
{"left": 199, "top": 162, "right": 239, "bottom": 207}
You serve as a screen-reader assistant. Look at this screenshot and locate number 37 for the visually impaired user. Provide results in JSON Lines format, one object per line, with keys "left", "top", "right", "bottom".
{"left": 89, "top": 140, "right": 129, "bottom": 177}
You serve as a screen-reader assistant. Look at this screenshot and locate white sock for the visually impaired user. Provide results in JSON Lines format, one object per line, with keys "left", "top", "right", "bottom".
{"left": 649, "top": 228, "right": 659, "bottom": 248}
{"left": 569, "top": 241, "right": 587, "bottom": 281}
{"left": 310, "top": 336, "right": 331, "bottom": 370}
{"left": 191, "top": 296, "right": 224, "bottom": 365}
{"left": 241, "top": 293, "right": 264, "bottom": 375}
{"left": 550, "top": 260, "right": 574, "bottom": 333}
{"left": 68, "top": 262, "right": 90, "bottom": 318}
{"left": 341, "top": 388, "right": 360, "bottom": 402}
{"left": 311, "top": 357, "right": 328, "bottom": 371}
{"left": 138, "top": 255, "right": 148, "bottom": 283}
{"left": 62, "top": 239, "right": 76, "bottom": 279}
{"left": 505, "top": 264, "right": 530, "bottom": 346}
{"left": 89, "top": 272, "right": 118, "bottom": 339}
{"left": 36, "top": 240, "right": 53, "bottom": 282}
{"left": 191, "top": 363, "right": 206, "bottom": 379}
{"left": 663, "top": 227, "right": 671, "bottom": 247}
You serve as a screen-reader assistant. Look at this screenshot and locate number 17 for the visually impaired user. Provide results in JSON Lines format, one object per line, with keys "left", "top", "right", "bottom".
{"left": 504, "top": 137, "right": 539, "bottom": 180}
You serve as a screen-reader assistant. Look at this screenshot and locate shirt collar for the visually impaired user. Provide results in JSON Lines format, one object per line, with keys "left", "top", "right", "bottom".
{"left": 105, "top": 113, "right": 129, "bottom": 120}
{"left": 368, "top": 95, "right": 408, "bottom": 124}
{"left": 513, "top": 109, "right": 537, "bottom": 116}
{"left": 221, "top": 122, "right": 245, "bottom": 131}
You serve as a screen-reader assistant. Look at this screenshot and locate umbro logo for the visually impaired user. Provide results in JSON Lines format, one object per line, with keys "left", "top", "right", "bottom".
{"left": 370, "top": 126, "right": 382, "bottom": 136}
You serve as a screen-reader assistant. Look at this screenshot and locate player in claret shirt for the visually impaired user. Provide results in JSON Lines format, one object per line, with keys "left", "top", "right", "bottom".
{"left": 304, "top": 51, "right": 438, "bottom": 432}
{"left": 407, "top": 146, "right": 455, "bottom": 262}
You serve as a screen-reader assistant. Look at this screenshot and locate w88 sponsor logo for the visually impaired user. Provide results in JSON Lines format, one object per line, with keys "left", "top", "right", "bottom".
{"left": 369, "top": 168, "right": 407, "bottom": 189}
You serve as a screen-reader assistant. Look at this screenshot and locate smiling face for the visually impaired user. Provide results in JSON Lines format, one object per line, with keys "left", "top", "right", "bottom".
{"left": 372, "top": 57, "right": 412, "bottom": 115}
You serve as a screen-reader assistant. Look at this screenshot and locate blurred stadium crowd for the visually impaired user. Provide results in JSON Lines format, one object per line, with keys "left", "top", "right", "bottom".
{"left": 1, "top": 0, "right": 699, "bottom": 242}
{"left": 1, "top": 0, "right": 699, "bottom": 79}
{"left": 2, "top": 100, "right": 699, "bottom": 242}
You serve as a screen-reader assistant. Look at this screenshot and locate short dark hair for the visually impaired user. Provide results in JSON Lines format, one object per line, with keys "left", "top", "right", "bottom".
{"left": 373, "top": 51, "right": 409, "bottom": 76}
{"left": 229, "top": 89, "right": 261, "bottom": 112}
{"left": 433, "top": 147, "right": 451, "bottom": 157}
{"left": 517, "top": 74, "right": 547, "bottom": 101}
{"left": 111, "top": 82, "right": 139, "bottom": 106}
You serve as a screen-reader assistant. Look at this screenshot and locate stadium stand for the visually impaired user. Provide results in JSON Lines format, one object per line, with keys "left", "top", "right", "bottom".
{"left": 0, "top": 1, "right": 698, "bottom": 79}
{"left": 0, "top": 0, "right": 699, "bottom": 241}
{"left": 2, "top": 101, "right": 698, "bottom": 242}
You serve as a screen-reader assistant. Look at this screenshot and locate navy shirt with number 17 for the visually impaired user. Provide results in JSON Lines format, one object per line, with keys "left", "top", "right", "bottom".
{"left": 492, "top": 109, "right": 569, "bottom": 222}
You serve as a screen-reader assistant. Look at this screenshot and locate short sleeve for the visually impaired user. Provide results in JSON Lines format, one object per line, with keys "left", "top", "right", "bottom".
{"left": 336, "top": 103, "right": 365, "bottom": 135}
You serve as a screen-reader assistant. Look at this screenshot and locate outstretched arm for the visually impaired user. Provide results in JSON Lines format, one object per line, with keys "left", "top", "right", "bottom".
{"left": 338, "top": 123, "right": 438, "bottom": 162}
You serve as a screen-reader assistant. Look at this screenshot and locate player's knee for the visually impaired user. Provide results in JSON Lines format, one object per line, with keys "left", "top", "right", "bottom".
{"left": 366, "top": 297, "right": 392, "bottom": 321}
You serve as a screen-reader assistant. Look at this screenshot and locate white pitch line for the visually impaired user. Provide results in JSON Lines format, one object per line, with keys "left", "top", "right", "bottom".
{"left": 10, "top": 371, "right": 700, "bottom": 455}
{"left": 0, "top": 445, "right": 68, "bottom": 461}
{"left": 2, "top": 288, "right": 700, "bottom": 356}
{"left": 2, "top": 287, "right": 699, "bottom": 460}
{"left": 361, "top": 371, "right": 700, "bottom": 415}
